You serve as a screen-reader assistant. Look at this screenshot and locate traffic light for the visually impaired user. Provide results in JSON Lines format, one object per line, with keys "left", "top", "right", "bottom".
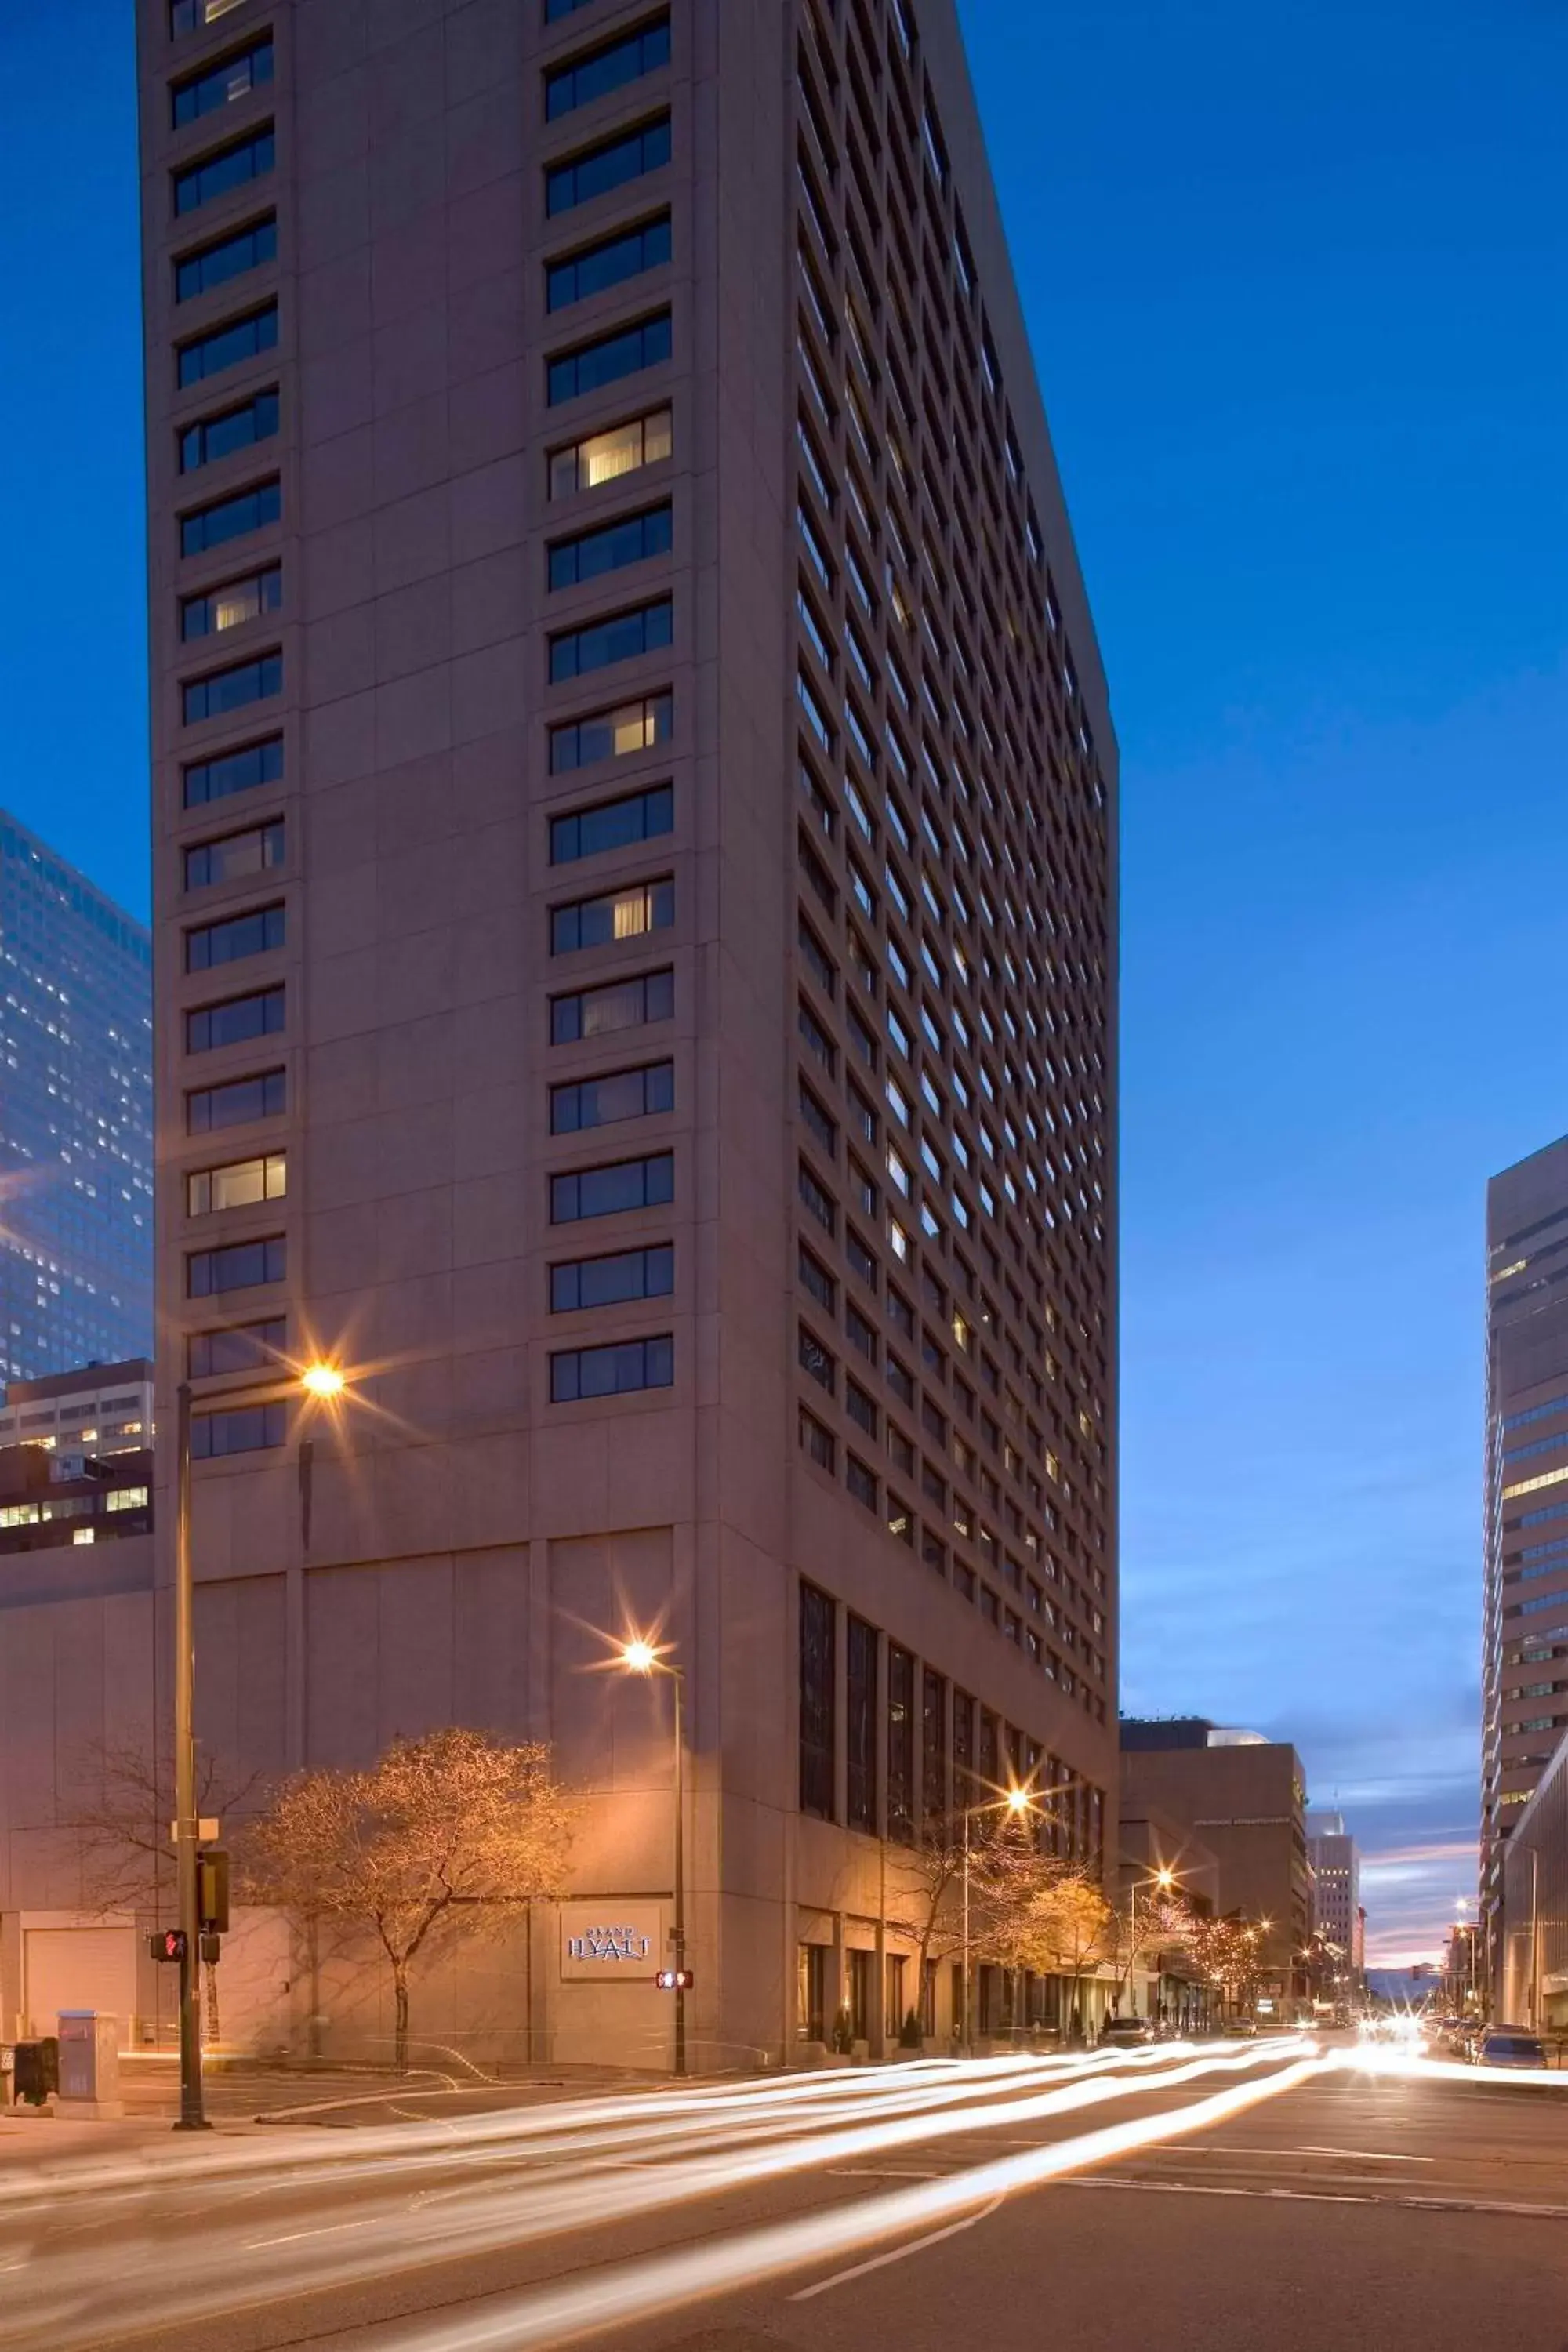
{"left": 198, "top": 1848, "right": 230, "bottom": 1934}
{"left": 656, "top": 1969, "right": 694, "bottom": 1991}
{"left": 150, "top": 1929, "right": 188, "bottom": 1964}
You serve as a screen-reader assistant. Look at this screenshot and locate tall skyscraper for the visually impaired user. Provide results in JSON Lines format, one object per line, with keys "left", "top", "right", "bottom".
{"left": 0, "top": 812, "right": 154, "bottom": 1384}
{"left": 1482, "top": 1134, "right": 1568, "bottom": 1975}
{"left": 138, "top": 0, "right": 1118, "bottom": 2063}
{"left": 1305, "top": 1809, "right": 1362, "bottom": 1970}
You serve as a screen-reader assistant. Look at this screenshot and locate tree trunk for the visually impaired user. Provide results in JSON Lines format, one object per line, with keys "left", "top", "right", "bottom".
{"left": 394, "top": 1963, "right": 410, "bottom": 2074}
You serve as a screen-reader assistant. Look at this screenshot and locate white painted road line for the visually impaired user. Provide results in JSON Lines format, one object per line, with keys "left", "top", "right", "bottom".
{"left": 788, "top": 2197, "right": 1005, "bottom": 2300}
{"left": 1064, "top": 2177, "right": 1568, "bottom": 2220}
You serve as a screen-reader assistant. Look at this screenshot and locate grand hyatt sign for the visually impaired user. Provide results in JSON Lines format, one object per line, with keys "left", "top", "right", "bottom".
{"left": 559, "top": 1901, "right": 663, "bottom": 1981}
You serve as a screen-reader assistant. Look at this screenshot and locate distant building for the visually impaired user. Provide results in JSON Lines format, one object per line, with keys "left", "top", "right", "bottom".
{"left": 0, "top": 812, "right": 153, "bottom": 1382}
{"left": 1305, "top": 1809, "right": 1363, "bottom": 1977}
{"left": 1120, "top": 1719, "right": 1311, "bottom": 2001}
{"left": 0, "top": 1359, "right": 154, "bottom": 1555}
{"left": 1483, "top": 1135, "right": 1568, "bottom": 1984}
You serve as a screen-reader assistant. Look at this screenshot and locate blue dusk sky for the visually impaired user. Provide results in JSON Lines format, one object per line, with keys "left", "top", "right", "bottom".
{"left": 2, "top": 2, "right": 1563, "bottom": 1961}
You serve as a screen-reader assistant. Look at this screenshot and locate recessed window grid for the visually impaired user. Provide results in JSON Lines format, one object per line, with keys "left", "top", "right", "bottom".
{"left": 180, "top": 477, "right": 279, "bottom": 557}
{"left": 191, "top": 1400, "right": 286, "bottom": 1459}
{"left": 182, "top": 563, "right": 281, "bottom": 641}
{"left": 550, "top": 1059, "right": 673, "bottom": 1135}
{"left": 188, "top": 1316, "right": 287, "bottom": 1379}
{"left": 545, "top": 18, "right": 670, "bottom": 120}
{"left": 183, "top": 650, "right": 281, "bottom": 725}
{"left": 550, "top": 407, "right": 673, "bottom": 501}
{"left": 550, "top": 877, "right": 673, "bottom": 956}
{"left": 550, "top": 1334, "right": 673, "bottom": 1403}
{"left": 186, "top": 1067, "right": 285, "bottom": 1133}
{"left": 550, "top": 780, "right": 673, "bottom": 865}
{"left": 173, "top": 123, "right": 274, "bottom": 216}
{"left": 548, "top": 313, "right": 672, "bottom": 407}
{"left": 550, "top": 1243, "right": 673, "bottom": 1313}
{"left": 184, "top": 818, "right": 284, "bottom": 893}
{"left": 186, "top": 901, "right": 284, "bottom": 972}
{"left": 546, "top": 114, "right": 672, "bottom": 216}
{"left": 177, "top": 301, "right": 277, "bottom": 388}
{"left": 176, "top": 215, "right": 276, "bottom": 302}
{"left": 186, "top": 1232, "right": 285, "bottom": 1297}
{"left": 550, "top": 1149, "right": 673, "bottom": 1225}
{"left": 180, "top": 387, "right": 278, "bottom": 473}
{"left": 183, "top": 734, "right": 282, "bottom": 811}
{"left": 551, "top": 965, "right": 673, "bottom": 1044}
{"left": 172, "top": 36, "right": 273, "bottom": 128}
{"left": 186, "top": 984, "right": 284, "bottom": 1054}
{"left": 550, "top": 597, "right": 672, "bottom": 684}
{"left": 549, "top": 694, "right": 672, "bottom": 777}
{"left": 548, "top": 215, "right": 671, "bottom": 312}
{"left": 186, "top": 1151, "right": 286, "bottom": 1216}
{"left": 550, "top": 503, "right": 672, "bottom": 592}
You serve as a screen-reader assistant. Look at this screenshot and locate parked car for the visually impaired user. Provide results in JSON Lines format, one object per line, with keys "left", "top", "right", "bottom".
{"left": 1099, "top": 2015, "right": 1157, "bottom": 2049}
{"left": 1470, "top": 2027, "right": 1548, "bottom": 2070}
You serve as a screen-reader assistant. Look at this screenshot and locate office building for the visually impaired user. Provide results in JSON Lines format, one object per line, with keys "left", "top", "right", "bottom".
{"left": 0, "top": 1359, "right": 155, "bottom": 1557}
{"left": 136, "top": 0, "right": 1117, "bottom": 2066}
{"left": 1498, "top": 1727, "right": 1568, "bottom": 2030}
{"left": 1305, "top": 1808, "right": 1362, "bottom": 1973}
{"left": 0, "top": 813, "right": 154, "bottom": 1383}
{"left": 1483, "top": 1134, "right": 1568, "bottom": 1983}
{"left": 1120, "top": 1719, "right": 1311, "bottom": 2000}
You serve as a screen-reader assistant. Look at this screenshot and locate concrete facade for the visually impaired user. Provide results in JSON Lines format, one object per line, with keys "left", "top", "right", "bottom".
{"left": 137, "top": 0, "right": 1118, "bottom": 2069}
{"left": 1305, "top": 1809, "right": 1362, "bottom": 1973}
{"left": 1482, "top": 1134, "right": 1568, "bottom": 1983}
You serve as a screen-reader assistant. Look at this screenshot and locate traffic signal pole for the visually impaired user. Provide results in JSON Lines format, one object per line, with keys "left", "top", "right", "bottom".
{"left": 173, "top": 1381, "right": 209, "bottom": 2131}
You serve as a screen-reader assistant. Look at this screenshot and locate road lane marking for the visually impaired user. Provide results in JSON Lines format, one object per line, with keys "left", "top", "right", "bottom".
{"left": 242, "top": 2218, "right": 378, "bottom": 2249}
{"left": 787, "top": 2196, "right": 1004, "bottom": 2299}
{"left": 825, "top": 2167, "right": 943, "bottom": 2180}
{"left": 1142, "top": 2142, "right": 1435, "bottom": 2163}
{"left": 1065, "top": 2177, "right": 1568, "bottom": 2220}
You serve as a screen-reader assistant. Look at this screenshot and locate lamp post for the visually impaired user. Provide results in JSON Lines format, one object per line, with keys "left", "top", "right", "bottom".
{"left": 960, "top": 1783, "right": 1033, "bottom": 2057}
{"left": 620, "top": 1639, "right": 688, "bottom": 2077}
{"left": 173, "top": 1358, "right": 346, "bottom": 2131}
{"left": 1125, "top": 1864, "right": 1176, "bottom": 2020}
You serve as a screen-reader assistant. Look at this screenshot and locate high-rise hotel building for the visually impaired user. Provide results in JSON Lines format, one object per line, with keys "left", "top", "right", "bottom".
{"left": 138, "top": 0, "right": 1118, "bottom": 2063}
{"left": 1483, "top": 1134, "right": 1568, "bottom": 1981}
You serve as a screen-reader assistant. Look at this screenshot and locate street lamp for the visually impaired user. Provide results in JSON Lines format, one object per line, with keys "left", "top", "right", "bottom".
{"left": 960, "top": 1783, "right": 1034, "bottom": 2058}
{"left": 172, "top": 1357, "right": 347, "bottom": 2130}
{"left": 619, "top": 1637, "right": 688, "bottom": 2077}
{"left": 1126, "top": 1864, "right": 1180, "bottom": 2022}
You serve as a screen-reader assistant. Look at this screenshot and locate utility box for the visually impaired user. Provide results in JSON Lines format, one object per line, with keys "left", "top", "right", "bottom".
{"left": 56, "top": 2013, "right": 123, "bottom": 2120}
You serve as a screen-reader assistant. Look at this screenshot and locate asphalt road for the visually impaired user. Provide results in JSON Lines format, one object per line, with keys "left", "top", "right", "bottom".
{"left": 4, "top": 2043, "right": 1566, "bottom": 2352}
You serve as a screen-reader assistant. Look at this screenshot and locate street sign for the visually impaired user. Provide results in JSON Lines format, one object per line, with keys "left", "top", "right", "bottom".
{"left": 198, "top": 1848, "right": 230, "bottom": 1933}
{"left": 168, "top": 1819, "right": 220, "bottom": 1842}
{"left": 150, "top": 1929, "right": 188, "bottom": 1963}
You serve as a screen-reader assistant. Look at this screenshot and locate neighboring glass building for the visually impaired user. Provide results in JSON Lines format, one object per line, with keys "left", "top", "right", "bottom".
{"left": 0, "top": 811, "right": 153, "bottom": 1381}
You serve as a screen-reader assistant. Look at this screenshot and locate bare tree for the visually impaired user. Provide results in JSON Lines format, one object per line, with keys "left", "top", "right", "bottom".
{"left": 242, "top": 1729, "right": 577, "bottom": 2071}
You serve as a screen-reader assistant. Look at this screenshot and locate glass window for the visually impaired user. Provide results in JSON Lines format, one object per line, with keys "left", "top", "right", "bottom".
{"left": 188, "top": 1316, "right": 287, "bottom": 1377}
{"left": 547, "top": 314, "right": 672, "bottom": 406}
{"left": 176, "top": 215, "right": 276, "bottom": 302}
{"left": 185, "top": 901, "right": 285, "bottom": 971}
{"left": 191, "top": 1400, "right": 287, "bottom": 1457}
{"left": 799, "top": 1583, "right": 836, "bottom": 1819}
{"left": 183, "top": 735, "right": 282, "bottom": 810}
{"left": 847, "top": 1613, "right": 878, "bottom": 1831}
{"left": 180, "top": 387, "right": 278, "bottom": 473}
{"left": 550, "top": 503, "right": 672, "bottom": 590}
{"left": 177, "top": 302, "right": 278, "bottom": 389}
{"left": 550, "top": 1334, "right": 673, "bottom": 1401}
{"left": 171, "top": 36, "right": 274, "bottom": 129}
{"left": 186, "top": 1233, "right": 286, "bottom": 1296}
{"left": 547, "top": 215, "right": 671, "bottom": 310}
{"left": 183, "top": 650, "right": 281, "bottom": 725}
{"left": 180, "top": 477, "right": 280, "bottom": 557}
{"left": 550, "top": 406, "right": 673, "bottom": 499}
{"left": 186, "top": 985, "right": 285, "bottom": 1053}
{"left": 186, "top": 1067, "right": 285, "bottom": 1132}
{"left": 550, "top": 966, "right": 673, "bottom": 1044}
{"left": 545, "top": 20, "right": 670, "bottom": 120}
{"left": 550, "top": 1059, "right": 673, "bottom": 1133}
{"left": 549, "top": 694, "right": 672, "bottom": 776}
{"left": 546, "top": 114, "right": 672, "bottom": 216}
{"left": 182, "top": 563, "right": 281, "bottom": 640}
{"left": 184, "top": 818, "right": 284, "bottom": 891}
{"left": 550, "top": 780, "right": 673, "bottom": 861}
{"left": 187, "top": 1151, "right": 286, "bottom": 1215}
{"left": 550, "top": 1243, "right": 674, "bottom": 1312}
{"left": 550, "top": 1149, "right": 673, "bottom": 1224}
{"left": 550, "top": 597, "right": 672, "bottom": 682}
{"left": 551, "top": 877, "right": 673, "bottom": 953}
{"left": 546, "top": 0, "right": 601, "bottom": 16}
{"left": 173, "top": 123, "right": 274, "bottom": 216}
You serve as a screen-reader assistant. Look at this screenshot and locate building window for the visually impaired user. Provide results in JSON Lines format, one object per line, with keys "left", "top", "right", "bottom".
{"left": 922, "top": 1668, "right": 947, "bottom": 1831}
{"left": 176, "top": 215, "right": 277, "bottom": 303}
{"left": 180, "top": 477, "right": 280, "bottom": 557}
{"left": 797, "top": 1940, "right": 826, "bottom": 2042}
{"left": 550, "top": 407, "right": 673, "bottom": 499}
{"left": 847, "top": 1613, "right": 879, "bottom": 1833}
{"left": 546, "top": 0, "right": 601, "bottom": 16}
{"left": 887, "top": 1643, "right": 915, "bottom": 1843}
{"left": 191, "top": 1400, "right": 287, "bottom": 1458}
{"left": 550, "top": 1060, "right": 673, "bottom": 1134}
{"left": 550, "top": 1334, "right": 673, "bottom": 1402}
{"left": 548, "top": 214, "right": 671, "bottom": 311}
{"left": 180, "top": 387, "right": 278, "bottom": 474}
{"left": 177, "top": 301, "right": 278, "bottom": 388}
{"left": 173, "top": 122, "right": 274, "bottom": 216}
{"left": 187, "top": 1152, "right": 286, "bottom": 1216}
{"left": 188, "top": 1316, "right": 287, "bottom": 1377}
{"left": 800, "top": 1405, "right": 836, "bottom": 1471}
{"left": 548, "top": 314, "right": 672, "bottom": 407}
{"left": 550, "top": 1243, "right": 673, "bottom": 1313}
{"left": 549, "top": 503, "right": 672, "bottom": 591}
{"left": 172, "top": 36, "right": 274, "bottom": 129}
{"left": 546, "top": 19, "right": 670, "bottom": 121}
{"left": 550, "top": 780, "right": 673, "bottom": 864}
{"left": 846, "top": 1380, "right": 877, "bottom": 1439}
{"left": 187, "top": 1067, "right": 285, "bottom": 1133}
{"left": 799, "top": 1246, "right": 836, "bottom": 1312}
{"left": 550, "top": 597, "right": 672, "bottom": 684}
{"left": 186, "top": 902, "right": 284, "bottom": 972}
{"left": 183, "top": 651, "right": 281, "bottom": 727}
{"left": 551, "top": 966, "right": 673, "bottom": 1044}
{"left": 546, "top": 115, "right": 671, "bottom": 216}
{"left": 181, "top": 563, "right": 281, "bottom": 641}
{"left": 799, "top": 1582, "right": 836, "bottom": 1820}
{"left": 798, "top": 1161, "right": 835, "bottom": 1235}
{"left": 184, "top": 817, "right": 284, "bottom": 891}
{"left": 550, "top": 695, "right": 672, "bottom": 776}
{"left": 551, "top": 877, "right": 672, "bottom": 954}
{"left": 186, "top": 984, "right": 284, "bottom": 1053}
{"left": 187, "top": 1233, "right": 286, "bottom": 1297}
{"left": 847, "top": 1452, "right": 878, "bottom": 1511}
{"left": 550, "top": 1149, "right": 673, "bottom": 1224}
{"left": 183, "top": 736, "right": 282, "bottom": 814}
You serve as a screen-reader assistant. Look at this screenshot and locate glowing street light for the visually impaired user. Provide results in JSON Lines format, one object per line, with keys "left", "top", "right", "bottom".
{"left": 299, "top": 1361, "right": 347, "bottom": 1400}
{"left": 959, "top": 1780, "right": 1045, "bottom": 2057}
{"left": 617, "top": 1634, "right": 688, "bottom": 2077}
